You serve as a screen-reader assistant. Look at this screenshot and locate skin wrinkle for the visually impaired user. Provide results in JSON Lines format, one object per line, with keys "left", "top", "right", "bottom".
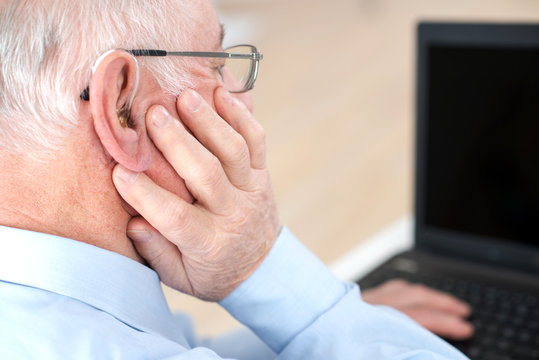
{"left": 0, "top": 203, "right": 41, "bottom": 230}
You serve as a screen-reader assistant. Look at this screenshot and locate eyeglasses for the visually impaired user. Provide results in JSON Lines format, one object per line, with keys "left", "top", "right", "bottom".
{"left": 80, "top": 44, "right": 263, "bottom": 101}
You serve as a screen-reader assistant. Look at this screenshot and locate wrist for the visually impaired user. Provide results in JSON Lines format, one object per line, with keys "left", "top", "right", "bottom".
{"left": 220, "top": 226, "right": 346, "bottom": 352}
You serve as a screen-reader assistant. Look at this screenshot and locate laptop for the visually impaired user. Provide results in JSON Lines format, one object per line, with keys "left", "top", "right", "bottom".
{"left": 357, "top": 22, "right": 539, "bottom": 360}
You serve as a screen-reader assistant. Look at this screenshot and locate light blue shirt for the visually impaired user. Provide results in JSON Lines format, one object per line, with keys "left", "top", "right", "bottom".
{"left": 0, "top": 225, "right": 468, "bottom": 359}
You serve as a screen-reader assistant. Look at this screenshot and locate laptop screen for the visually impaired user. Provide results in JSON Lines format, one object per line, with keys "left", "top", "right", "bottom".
{"left": 415, "top": 24, "right": 539, "bottom": 271}
{"left": 426, "top": 45, "right": 539, "bottom": 244}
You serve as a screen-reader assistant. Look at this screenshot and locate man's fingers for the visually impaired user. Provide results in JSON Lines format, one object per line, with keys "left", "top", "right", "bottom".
{"left": 405, "top": 308, "right": 475, "bottom": 340}
{"left": 214, "top": 87, "right": 267, "bottom": 170}
{"left": 112, "top": 164, "right": 211, "bottom": 246}
{"left": 365, "top": 279, "right": 471, "bottom": 317}
{"left": 145, "top": 103, "right": 235, "bottom": 213}
{"left": 424, "top": 291, "right": 471, "bottom": 317}
{"left": 176, "top": 89, "right": 254, "bottom": 189}
{"left": 404, "top": 283, "right": 471, "bottom": 317}
{"left": 126, "top": 217, "right": 193, "bottom": 293}
{"left": 362, "top": 279, "right": 474, "bottom": 339}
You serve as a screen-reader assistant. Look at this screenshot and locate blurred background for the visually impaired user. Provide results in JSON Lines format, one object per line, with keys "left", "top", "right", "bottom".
{"left": 164, "top": 0, "right": 539, "bottom": 337}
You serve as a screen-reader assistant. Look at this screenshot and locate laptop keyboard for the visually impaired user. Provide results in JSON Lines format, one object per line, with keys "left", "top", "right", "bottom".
{"left": 359, "top": 267, "right": 539, "bottom": 360}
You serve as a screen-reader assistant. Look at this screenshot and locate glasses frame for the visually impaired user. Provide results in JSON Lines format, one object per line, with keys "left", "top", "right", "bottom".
{"left": 80, "top": 44, "right": 263, "bottom": 101}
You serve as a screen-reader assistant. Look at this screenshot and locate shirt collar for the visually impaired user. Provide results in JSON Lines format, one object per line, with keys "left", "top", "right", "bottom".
{"left": 0, "top": 225, "right": 187, "bottom": 345}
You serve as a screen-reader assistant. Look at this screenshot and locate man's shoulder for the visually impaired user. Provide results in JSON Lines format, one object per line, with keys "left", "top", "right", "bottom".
{"left": 0, "top": 281, "right": 181, "bottom": 359}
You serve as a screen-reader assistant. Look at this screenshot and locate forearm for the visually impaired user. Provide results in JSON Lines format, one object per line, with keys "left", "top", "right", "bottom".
{"left": 219, "top": 227, "right": 469, "bottom": 359}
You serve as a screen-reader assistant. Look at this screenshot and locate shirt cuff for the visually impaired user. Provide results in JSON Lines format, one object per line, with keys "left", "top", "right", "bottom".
{"left": 219, "top": 226, "right": 347, "bottom": 352}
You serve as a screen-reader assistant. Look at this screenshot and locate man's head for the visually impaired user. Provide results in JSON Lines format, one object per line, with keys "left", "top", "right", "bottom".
{"left": 0, "top": 1, "right": 201, "bottom": 152}
{"left": 0, "top": 0, "right": 250, "bottom": 258}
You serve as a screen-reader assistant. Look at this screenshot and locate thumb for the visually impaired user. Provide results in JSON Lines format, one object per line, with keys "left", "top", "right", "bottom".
{"left": 127, "top": 217, "right": 193, "bottom": 294}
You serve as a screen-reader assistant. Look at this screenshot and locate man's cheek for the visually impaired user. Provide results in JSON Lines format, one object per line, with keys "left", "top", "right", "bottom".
{"left": 144, "top": 154, "right": 194, "bottom": 204}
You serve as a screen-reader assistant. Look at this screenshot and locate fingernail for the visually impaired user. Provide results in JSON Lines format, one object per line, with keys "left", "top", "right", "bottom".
{"left": 127, "top": 230, "right": 151, "bottom": 243}
{"left": 152, "top": 105, "right": 171, "bottom": 128}
{"left": 115, "top": 165, "right": 139, "bottom": 184}
{"left": 184, "top": 90, "right": 202, "bottom": 112}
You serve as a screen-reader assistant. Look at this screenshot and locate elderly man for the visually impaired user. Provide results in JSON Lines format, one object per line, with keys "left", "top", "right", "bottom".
{"left": 0, "top": 1, "right": 471, "bottom": 358}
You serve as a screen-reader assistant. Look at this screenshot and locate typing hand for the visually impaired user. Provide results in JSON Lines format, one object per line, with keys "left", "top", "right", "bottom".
{"left": 362, "top": 279, "right": 474, "bottom": 340}
{"left": 112, "top": 88, "right": 280, "bottom": 301}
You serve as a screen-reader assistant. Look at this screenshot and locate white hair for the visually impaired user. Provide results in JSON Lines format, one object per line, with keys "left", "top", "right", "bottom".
{"left": 0, "top": 0, "right": 195, "bottom": 156}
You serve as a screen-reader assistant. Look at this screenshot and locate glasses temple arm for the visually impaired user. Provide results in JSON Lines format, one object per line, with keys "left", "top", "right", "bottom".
{"left": 80, "top": 48, "right": 261, "bottom": 101}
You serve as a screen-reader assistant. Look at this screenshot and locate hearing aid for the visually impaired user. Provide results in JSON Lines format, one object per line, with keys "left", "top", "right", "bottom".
{"left": 84, "top": 49, "right": 139, "bottom": 128}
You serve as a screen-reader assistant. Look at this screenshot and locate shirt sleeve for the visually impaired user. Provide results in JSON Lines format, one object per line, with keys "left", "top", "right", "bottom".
{"left": 217, "top": 227, "right": 469, "bottom": 360}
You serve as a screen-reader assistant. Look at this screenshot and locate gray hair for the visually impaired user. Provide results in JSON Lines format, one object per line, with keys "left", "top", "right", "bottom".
{"left": 0, "top": 0, "right": 194, "bottom": 156}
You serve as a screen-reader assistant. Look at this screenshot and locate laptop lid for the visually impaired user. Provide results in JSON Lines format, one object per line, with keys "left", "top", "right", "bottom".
{"left": 414, "top": 22, "right": 539, "bottom": 274}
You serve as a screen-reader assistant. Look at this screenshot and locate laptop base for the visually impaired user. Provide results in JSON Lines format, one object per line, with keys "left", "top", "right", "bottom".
{"left": 358, "top": 250, "right": 539, "bottom": 360}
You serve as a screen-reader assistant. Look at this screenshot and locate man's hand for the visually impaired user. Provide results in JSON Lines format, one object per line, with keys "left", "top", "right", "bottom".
{"left": 362, "top": 279, "right": 474, "bottom": 340}
{"left": 112, "top": 88, "right": 280, "bottom": 301}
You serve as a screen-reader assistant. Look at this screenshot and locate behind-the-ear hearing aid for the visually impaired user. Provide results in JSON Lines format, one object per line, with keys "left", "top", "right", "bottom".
{"left": 85, "top": 49, "right": 140, "bottom": 128}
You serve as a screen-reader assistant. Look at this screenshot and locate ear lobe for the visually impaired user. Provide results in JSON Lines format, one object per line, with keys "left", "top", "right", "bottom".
{"left": 89, "top": 49, "right": 151, "bottom": 172}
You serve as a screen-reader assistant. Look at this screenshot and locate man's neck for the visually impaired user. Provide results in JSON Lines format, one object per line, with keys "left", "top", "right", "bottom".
{"left": 0, "top": 135, "right": 144, "bottom": 264}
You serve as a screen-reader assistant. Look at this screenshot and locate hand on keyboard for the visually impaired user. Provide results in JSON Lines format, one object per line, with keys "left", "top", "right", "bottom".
{"left": 361, "top": 279, "right": 474, "bottom": 340}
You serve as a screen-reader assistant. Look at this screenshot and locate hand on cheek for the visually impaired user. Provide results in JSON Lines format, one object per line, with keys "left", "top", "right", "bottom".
{"left": 112, "top": 88, "right": 280, "bottom": 302}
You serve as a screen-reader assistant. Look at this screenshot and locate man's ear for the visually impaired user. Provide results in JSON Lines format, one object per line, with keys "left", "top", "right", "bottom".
{"left": 89, "top": 49, "right": 151, "bottom": 172}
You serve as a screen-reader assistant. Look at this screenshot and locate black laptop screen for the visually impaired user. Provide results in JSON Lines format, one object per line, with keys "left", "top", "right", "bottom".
{"left": 424, "top": 45, "right": 539, "bottom": 247}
